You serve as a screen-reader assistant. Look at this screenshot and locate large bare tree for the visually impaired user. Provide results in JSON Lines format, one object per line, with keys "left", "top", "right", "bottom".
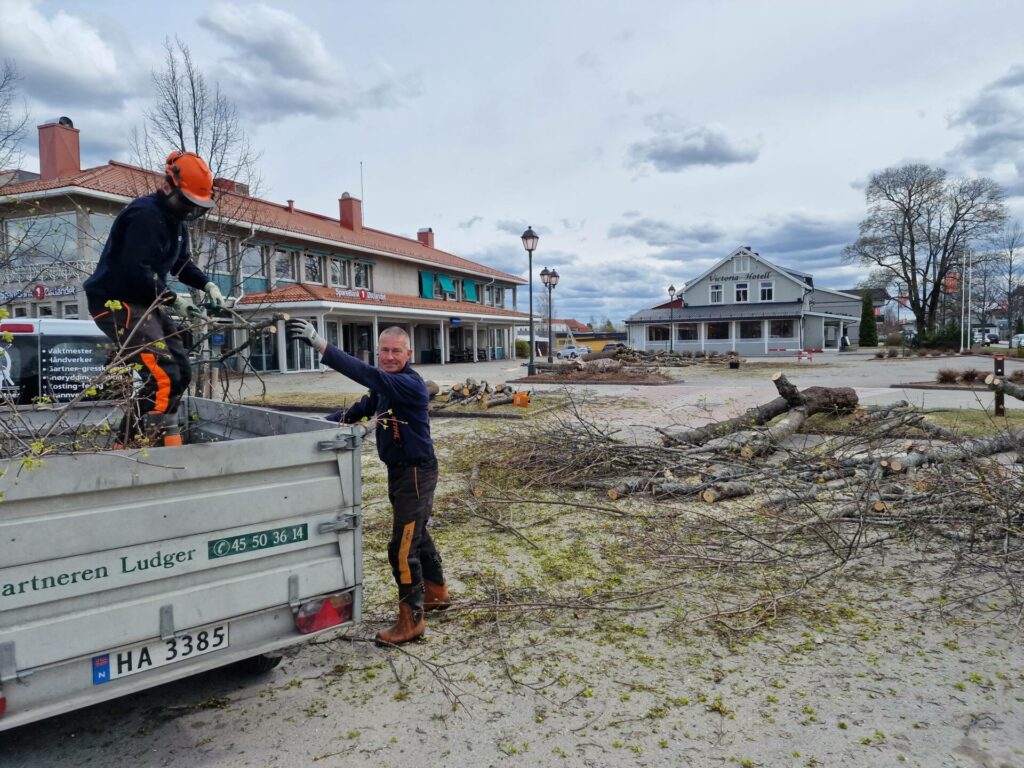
{"left": 843, "top": 164, "right": 1007, "bottom": 333}
{"left": 129, "top": 37, "right": 263, "bottom": 283}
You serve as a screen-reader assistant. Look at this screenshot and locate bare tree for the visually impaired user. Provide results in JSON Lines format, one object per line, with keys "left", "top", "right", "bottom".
{"left": 967, "top": 250, "right": 1002, "bottom": 330}
{"left": 0, "top": 59, "right": 28, "bottom": 185}
{"left": 991, "top": 220, "right": 1024, "bottom": 334}
{"left": 129, "top": 37, "right": 263, "bottom": 285}
{"left": 843, "top": 164, "right": 1007, "bottom": 334}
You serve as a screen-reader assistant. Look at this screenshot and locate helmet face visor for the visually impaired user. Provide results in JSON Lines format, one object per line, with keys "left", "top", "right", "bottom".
{"left": 167, "top": 188, "right": 211, "bottom": 221}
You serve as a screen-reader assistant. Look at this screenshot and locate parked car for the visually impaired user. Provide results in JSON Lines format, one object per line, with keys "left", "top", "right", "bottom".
{"left": 986, "top": 333, "right": 1000, "bottom": 345}
{"left": 555, "top": 344, "right": 590, "bottom": 360}
{"left": 601, "top": 342, "right": 627, "bottom": 351}
{"left": 1011, "top": 334, "right": 1024, "bottom": 349}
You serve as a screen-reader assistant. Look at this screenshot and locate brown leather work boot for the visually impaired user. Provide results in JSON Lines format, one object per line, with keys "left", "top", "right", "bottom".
{"left": 375, "top": 602, "right": 425, "bottom": 646}
{"left": 424, "top": 580, "right": 451, "bottom": 612}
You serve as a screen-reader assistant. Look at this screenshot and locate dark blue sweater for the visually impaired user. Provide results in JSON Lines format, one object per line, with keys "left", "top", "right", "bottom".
{"left": 320, "top": 344, "right": 434, "bottom": 466}
{"left": 84, "top": 192, "right": 209, "bottom": 304}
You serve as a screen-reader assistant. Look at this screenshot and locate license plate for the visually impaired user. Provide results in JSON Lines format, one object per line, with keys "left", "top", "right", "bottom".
{"left": 91, "top": 623, "right": 229, "bottom": 685}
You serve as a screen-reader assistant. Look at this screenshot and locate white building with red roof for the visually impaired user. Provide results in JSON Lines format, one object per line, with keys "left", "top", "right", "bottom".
{"left": 0, "top": 119, "right": 528, "bottom": 371}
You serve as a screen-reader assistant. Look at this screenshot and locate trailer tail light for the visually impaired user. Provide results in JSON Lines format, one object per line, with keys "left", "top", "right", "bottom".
{"left": 0, "top": 688, "right": 6, "bottom": 718}
{"left": 294, "top": 591, "right": 353, "bottom": 634}
{"left": 0, "top": 323, "right": 34, "bottom": 333}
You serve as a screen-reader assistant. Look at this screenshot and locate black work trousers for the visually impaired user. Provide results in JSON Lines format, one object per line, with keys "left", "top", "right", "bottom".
{"left": 386, "top": 459, "right": 445, "bottom": 600}
{"left": 88, "top": 297, "right": 191, "bottom": 441}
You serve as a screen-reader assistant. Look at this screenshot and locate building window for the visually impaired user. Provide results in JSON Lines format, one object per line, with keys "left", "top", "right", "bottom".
{"left": 203, "top": 236, "right": 231, "bottom": 274}
{"left": 676, "top": 323, "right": 698, "bottom": 341}
{"left": 13, "top": 306, "right": 27, "bottom": 317}
{"left": 274, "top": 249, "right": 295, "bottom": 281}
{"left": 37, "top": 305, "right": 54, "bottom": 317}
{"left": 710, "top": 284, "right": 723, "bottom": 303}
{"left": 706, "top": 322, "right": 730, "bottom": 340}
{"left": 647, "top": 325, "right": 670, "bottom": 341}
{"left": 239, "top": 244, "right": 264, "bottom": 278}
{"left": 85, "top": 212, "right": 115, "bottom": 260}
{"left": 329, "top": 258, "right": 349, "bottom": 287}
{"left": 354, "top": 262, "right": 373, "bottom": 289}
{"left": 303, "top": 254, "right": 323, "bottom": 284}
{"left": 760, "top": 281, "right": 774, "bottom": 301}
{"left": 770, "top": 319, "right": 796, "bottom": 338}
{"left": 739, "top": 320, "right": 762, "bottom": 339}
{"left": 735, "top": 283, "right": 749, "bottom": 302}
{"left": 493, "top": 286, "right": 505, "bottom": 307}
{"left": 63, "top": 303, "right": 79, "bottom": 318}
{"left": 735, "top": 253, "right": 750, "bottom": 272}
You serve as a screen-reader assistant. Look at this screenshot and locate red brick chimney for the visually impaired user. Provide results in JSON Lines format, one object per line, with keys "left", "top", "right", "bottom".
{"left": 339, "top": 193, "right": 362, "bottom": 233}
{"left": 38, "top": 117, "right": 80, "bottom": 180}
{"left": 417, "top": 227, "right": 434, "bottom": 248}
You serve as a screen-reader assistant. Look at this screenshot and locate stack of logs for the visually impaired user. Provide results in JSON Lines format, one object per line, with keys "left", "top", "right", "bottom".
{"left": 430, "top": 378, "right": 526, "bottom": 410}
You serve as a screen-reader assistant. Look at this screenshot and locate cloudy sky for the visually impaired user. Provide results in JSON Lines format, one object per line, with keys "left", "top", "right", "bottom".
{"left": 3, "top": 0, "right": 1023, "bottom": 323}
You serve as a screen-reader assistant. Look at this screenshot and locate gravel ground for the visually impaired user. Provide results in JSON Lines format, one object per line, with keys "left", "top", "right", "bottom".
{"left": 5, "top": 357, "right": 1023, "bottom": 768}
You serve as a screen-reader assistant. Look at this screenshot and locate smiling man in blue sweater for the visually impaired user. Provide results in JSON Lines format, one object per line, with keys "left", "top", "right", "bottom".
{"left": 287, "top": 319, "right": 450, "bottom": 645}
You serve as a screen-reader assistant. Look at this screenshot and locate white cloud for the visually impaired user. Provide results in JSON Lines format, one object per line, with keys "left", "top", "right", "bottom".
{"left": 0, "top": 0, "right": 137, "bottom": 105}
{"left": 200, "top": 1, "right": 419, "bottom": 121}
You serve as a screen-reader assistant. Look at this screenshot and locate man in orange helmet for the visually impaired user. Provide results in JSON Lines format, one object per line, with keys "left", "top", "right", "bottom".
{"left": 85, "top": 151, "right": 224, "bottom": 447}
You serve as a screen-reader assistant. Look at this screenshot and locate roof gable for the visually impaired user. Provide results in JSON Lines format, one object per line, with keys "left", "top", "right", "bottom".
{"left": 681, "top": 247, "right": 809, "bottom": 297}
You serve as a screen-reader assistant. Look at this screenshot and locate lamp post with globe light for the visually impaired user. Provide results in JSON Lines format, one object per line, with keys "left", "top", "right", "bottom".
{"left": 521, "top": 227, "right": 539, "bottom": 376}
{"left": 540, "top": 267, "right": 560, "bottom": 363}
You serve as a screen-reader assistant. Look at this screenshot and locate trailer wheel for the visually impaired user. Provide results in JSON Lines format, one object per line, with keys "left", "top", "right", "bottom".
{"left": 236, "top": 653, "right": 283, "bottom": 674}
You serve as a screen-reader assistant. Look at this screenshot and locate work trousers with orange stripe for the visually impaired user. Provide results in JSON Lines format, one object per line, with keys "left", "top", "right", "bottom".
{"left": 386, "top": 459, "right": 445, "bottom": 602}
{"left": 88, "top": 297, "right": 191, "bottom": 442}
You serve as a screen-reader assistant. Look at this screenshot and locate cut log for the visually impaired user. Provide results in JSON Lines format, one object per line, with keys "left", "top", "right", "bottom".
{"left": 985, "top": 374, "right": 1024, "bottom": 402}
{"left": 657, "top": 397, "right": 789, "bottom": 446}
{"left": 425, "top": 380, "right": 440, "bottom": 398}
{"left": 701, "top": 481, "right": 754, "bottom": 503}
{"left": 468, "top": 464, "right": 483, "bottom": 497}
{"left": 484, "top": 394, "right": 514, "bottom": 409}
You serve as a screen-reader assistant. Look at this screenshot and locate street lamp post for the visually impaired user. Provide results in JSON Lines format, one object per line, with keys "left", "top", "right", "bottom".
{"left": 522, "top": 227, "right": 540, "bottom": 376}
{"left": 667, "top": 284, "right": 676, "bottom": 353}
{"left": 540, "top": 267, "right": 560, "bottom": 363}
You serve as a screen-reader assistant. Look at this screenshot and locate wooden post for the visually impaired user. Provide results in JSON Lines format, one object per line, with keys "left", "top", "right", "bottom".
{"left": 994, "top": 355, "right": 1005, "bottom": 416}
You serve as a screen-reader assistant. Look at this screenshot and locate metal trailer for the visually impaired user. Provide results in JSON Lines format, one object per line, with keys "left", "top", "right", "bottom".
{"left": 0, "top": 398, "right": 362, "bottom": 730}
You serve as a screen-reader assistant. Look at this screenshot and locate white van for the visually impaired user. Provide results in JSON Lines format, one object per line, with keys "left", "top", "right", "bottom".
{"left": 0, "top": 318, "right": 109, "bottom": 405}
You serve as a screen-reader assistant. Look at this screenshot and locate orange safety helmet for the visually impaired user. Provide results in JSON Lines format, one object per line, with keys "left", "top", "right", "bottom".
{"left": 164, "top": 151, "right": 216, "bottom": 209}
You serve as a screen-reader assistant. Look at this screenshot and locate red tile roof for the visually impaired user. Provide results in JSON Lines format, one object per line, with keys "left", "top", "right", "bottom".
{"left": 237, "top": 282, "right": 528, "bottom": 319}
{"left": 1, "top": 161, "right": 526, "bottom": 284}
{"left": 556, "top": 318, "right": 591, "bottom": 332}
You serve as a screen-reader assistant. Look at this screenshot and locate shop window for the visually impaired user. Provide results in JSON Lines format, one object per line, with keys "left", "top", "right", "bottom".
{"left": 706, "top": 322, "right": 730, "bottom": 340}
{"left": 676, "top": 323, "right": 699, "bottom": 341}
{"left": 647, "top": 325, "right": 670, "bottom": 341}
{"left": 303, "top": 254, "right": 323, "bottom": 284}
{"left": 37, "top": 305, "right": 55, "bottom": 317}
{"left": 770, "top": 319, "right": 795, "bottom": 338}
{"left": 13, "top": 306, "right": 27, "bottom": 317}
{"left": 710, "top": 284, "right": 723, "bottom": 303}
{"left": 739, "top": 320, "right": 762, "bottom": 339}
{"left": 760, "top": 281, "right": 774, "bottom": 301}
{"left": 735, "top": 283, "right": 749, "bottom": 302}
{"left": 274, "top": 249, "right": 295, "bottom": 281}
{"left": 354, "top": 262, "right": 373, "bottom": 289}
{"left": 240, "top": 244, "right": 264, "bottom": 278}
{"left": 63, "top": 303, "right": 79, "bottom": 319}
{"left": 330, "top": 258, "right": 349, "bottom": 287}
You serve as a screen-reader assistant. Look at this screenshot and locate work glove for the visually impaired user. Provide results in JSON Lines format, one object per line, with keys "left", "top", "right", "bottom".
{"left": 170, "top": 294, "right": 199, "bottom": 317}
{"left": 204, "top": 282, "right": 225, "bottom": 309}
{"left": 286, "top": 319, "right": 326, "bottom": 352}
